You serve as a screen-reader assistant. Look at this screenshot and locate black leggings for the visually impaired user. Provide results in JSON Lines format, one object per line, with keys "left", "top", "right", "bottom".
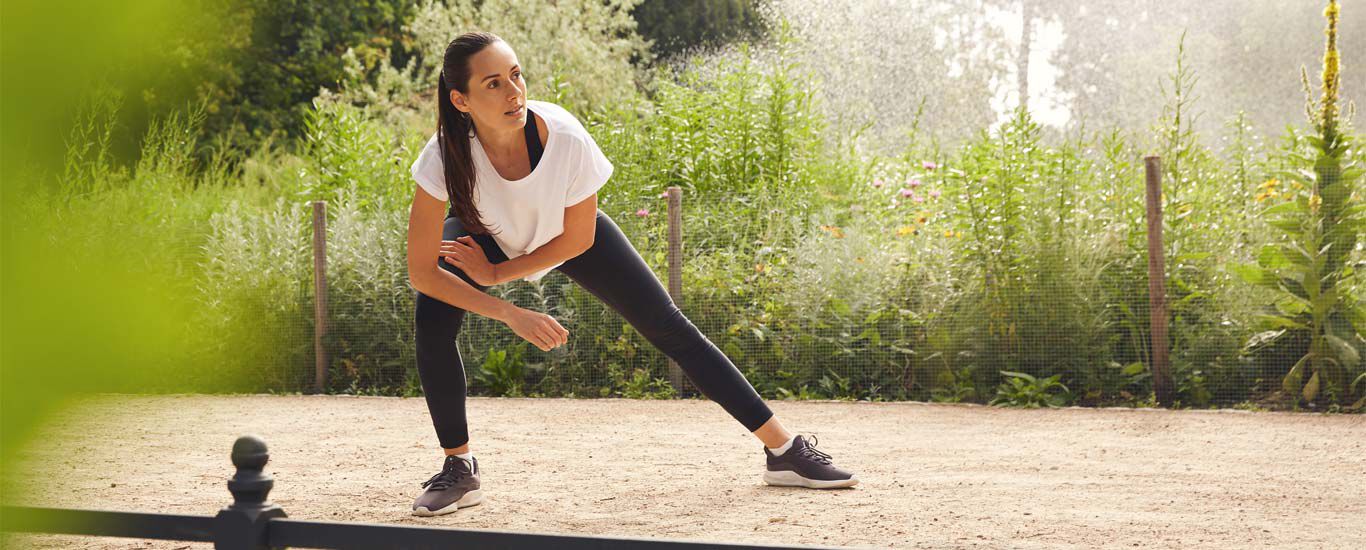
{"left": 414, "top": 208, "right": 774, "bottom": 449}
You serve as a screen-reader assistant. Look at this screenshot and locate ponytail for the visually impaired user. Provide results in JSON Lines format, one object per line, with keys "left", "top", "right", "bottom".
{"left": 436, "top": 33, "right": 502, "bottom": 237}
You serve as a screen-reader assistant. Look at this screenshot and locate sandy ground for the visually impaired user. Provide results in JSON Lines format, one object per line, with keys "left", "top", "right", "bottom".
{"left": 1, "top": 394, "right": 1363, "bottom": 549}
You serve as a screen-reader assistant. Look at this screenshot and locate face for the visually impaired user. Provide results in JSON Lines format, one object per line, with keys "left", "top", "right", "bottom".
{"left": 450, "top": 40, "right": 528, "bottom": 133}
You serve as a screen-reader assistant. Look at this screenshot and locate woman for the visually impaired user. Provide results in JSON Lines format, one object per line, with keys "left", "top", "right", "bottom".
{"left": 406, "top": 32, "right": 858, "bottom": 517}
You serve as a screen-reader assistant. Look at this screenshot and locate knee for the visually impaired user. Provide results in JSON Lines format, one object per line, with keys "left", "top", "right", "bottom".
{"left": 415, "top": 291, "right": 466, "bottom": 334}
{"left": 638, "top": 305, "right": 699, "bottom": 344}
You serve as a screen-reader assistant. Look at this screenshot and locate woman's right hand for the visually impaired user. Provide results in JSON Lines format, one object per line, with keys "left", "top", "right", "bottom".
{"left": 504, "top": 307, "right": 569, "bottom": 351}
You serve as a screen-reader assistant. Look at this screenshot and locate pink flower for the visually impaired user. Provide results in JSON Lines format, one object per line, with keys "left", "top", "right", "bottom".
{"left": 872, "top": 178, "right": 884, "bottom": 188}
{"left": 900, "top": 188, "right": 915, "bottom": 198}
{"left": 922, "top": 161, "right": 938, "bottom": 170}
{"left": 912, "top": 194, "right": 924, "bottom": 204}
{"left": 658, "top": 191, "right": 669, "bottom": 199}
{"left": 636, "top": 208, "right": 650, "bottom": 217}
{"left": 929, "top": 189, "right": 941, "bottom": 199}
{"left": 908, "top": 178, "right": 922, "bottom": 188}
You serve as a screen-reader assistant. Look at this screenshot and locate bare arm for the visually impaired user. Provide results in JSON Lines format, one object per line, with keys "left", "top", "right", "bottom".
{"left": 491, "top": 194, "right": 598, "bottom": 284}
{"left": 407, "top": 187, "right": 518, "bottom": 322}
{"left": 407, "top": 186, "right": 569, "bottom": 351}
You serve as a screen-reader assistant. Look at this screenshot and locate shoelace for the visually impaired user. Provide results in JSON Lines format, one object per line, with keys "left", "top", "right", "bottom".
{"left": 796, "top": 434, "right": 833, "bottom": 465}
{"left": 421, "top": 456, "right": 471, "bottom": 491}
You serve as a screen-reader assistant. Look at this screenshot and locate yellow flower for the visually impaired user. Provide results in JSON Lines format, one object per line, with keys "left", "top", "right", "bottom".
{"left": 855, "top": 257, "right": 864, "bottom": 263}
{"left": 917, "top": 215, "right": 928, "bottom": 224}
{"left": 1259, "top": 178, "right": 1279, "bottom": 190}
{"left": 955, "top": 230, "right": 962, "bottom": 238}
{"left": 897, "top": 225, "right": 916, "bottom": 237}
{"left": 1309, "top": 193, "right": 1322, "bottom": 212}
{"left": 755, "top": 263, "right": 768, "bottom": 274}
{"left": 943, "top": 229, "right": 954, "bottom": 238}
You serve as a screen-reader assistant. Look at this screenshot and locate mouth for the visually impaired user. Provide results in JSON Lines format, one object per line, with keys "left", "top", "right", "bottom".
{"left": 505, "top": 104, "right": 524, "bottom": 116}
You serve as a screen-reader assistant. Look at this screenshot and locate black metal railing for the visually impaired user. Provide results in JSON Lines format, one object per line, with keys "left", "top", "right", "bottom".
{"left": 2, "top": 435, "right": 847, "bottom": 549}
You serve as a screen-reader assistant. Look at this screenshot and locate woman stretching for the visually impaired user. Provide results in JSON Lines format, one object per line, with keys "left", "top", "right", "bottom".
{"left": 407, "top": 31, "right": 858, "bottom": 517}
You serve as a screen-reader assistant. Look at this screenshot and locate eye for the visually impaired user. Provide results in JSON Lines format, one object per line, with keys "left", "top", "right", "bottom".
{"left": 514, "top": 71, "right": 523, "bottom": 80}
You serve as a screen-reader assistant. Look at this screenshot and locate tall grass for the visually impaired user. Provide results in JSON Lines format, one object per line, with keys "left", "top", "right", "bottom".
{"left": 37, "top": 11, "right": 1365, "bottom": 411}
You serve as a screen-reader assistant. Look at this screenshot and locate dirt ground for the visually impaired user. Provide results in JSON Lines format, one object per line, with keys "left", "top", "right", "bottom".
{"left": 2, "top": 394, "right": 1363, "bottom": 549}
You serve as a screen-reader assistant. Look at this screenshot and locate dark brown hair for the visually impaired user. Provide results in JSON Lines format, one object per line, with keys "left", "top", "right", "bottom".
{"left": 437, "top": 31, "right": 502, "bottom": 236}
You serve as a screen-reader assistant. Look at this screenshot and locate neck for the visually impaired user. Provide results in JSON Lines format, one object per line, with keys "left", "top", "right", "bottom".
{"left": 473, "top": 118, "right": 524, "bottom": 155}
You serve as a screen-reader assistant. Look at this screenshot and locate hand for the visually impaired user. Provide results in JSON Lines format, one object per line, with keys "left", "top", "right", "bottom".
{"left": 505, "top": 308, "right": 569, "bottom": 352}
{"left": 440, "top": 235, "right": 498, "bottom": 286}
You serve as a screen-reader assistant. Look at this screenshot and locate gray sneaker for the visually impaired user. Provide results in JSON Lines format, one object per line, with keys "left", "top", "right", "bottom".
{"left": 763, "top": 434, "right": 858, "bottom": 489}
{"left": 412, "top": 455, "right": 483, "bottom": 516}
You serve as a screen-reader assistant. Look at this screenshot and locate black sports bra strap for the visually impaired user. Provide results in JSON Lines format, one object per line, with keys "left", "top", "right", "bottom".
{"left": 523, "top": 108, "right": 544, "bottom": 171}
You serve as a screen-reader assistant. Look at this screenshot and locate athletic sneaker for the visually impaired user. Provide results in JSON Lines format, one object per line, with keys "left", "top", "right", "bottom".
{"left": 763, "top": 434, "right": 859, "bottom": 489}
{"left": 412, "top": 455, "right": 484, "bottom": 516}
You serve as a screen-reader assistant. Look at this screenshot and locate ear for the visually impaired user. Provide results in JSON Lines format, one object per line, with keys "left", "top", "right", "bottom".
{"left": 449, "top": 89, "right": 470, "bottom": 114}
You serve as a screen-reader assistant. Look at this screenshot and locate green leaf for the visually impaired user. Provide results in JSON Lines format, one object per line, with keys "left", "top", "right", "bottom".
{"left": 1325, "top": 334, "right": 1360, "bottom": 368}
{"left": 1230, "top": 263, "right": 1278, "bottom": 289}
{"left": 1256, "top": 245, "right": 1293, "bottom": 270}
{"left": 1303, "top": 370, "right": 1320, "bottom": 402}
{"left": 1122, "top": 362, "right": 1147, "bottom": 376}
{"left": 1000, "top": 370, "right": 1036, "bottom": 384}
{"left": 1251, "top": 313, "right": 1305, "bottom": 331}
{"left": 1283, "top": 354, "right": 1309, "bottom": 395}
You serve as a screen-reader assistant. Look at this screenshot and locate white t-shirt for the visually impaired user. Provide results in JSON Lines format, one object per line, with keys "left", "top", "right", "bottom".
{"left": 409, "top": 99, "right": 614, "bottom": 282}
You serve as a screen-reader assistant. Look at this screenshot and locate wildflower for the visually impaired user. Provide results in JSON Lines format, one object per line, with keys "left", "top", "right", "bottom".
{"left": 929, "top": 189, "right": 941, "bottom": 199}
{"left": 897, "top": 225, "right": 916, "bottom": 236}
{"left": 923, "top": 161, "right": 938, "bottom": 170}
{"left": 955, "top": 230, "right": 962, "bottom": 238}
{"left": 872, "top": 178, "right": 885, "bottom": 188}
{"left": 912, "top": 194, "right": 924, "bottom": 204}
{"left": 636, "top": 208, "right": 650, "bottom": 217}
{"left": 855, "top": 257, "right": 865, "bottom": 263}
{"left": 943, "top": 229, "right": 954, "bottom": 238}
{"left": 917, "top": 215, "right": 927, "bottom": 224}
{"left": 1309, "top": 193, "right": 1322, "bottom": 212}
{"left": 1259, "top": 178, "right": 1279, "bottom": 190}
{"left": 908, "top": 178, "right": 922, "bottom": 188}
{"left": 658, "top": 190, "right": 669, "bottom": 199}
{"left": 900, "top": 188, "right": 915, "bottom": 198}
{"left": 755, "top": 263, "right": 768, "bottom": 274}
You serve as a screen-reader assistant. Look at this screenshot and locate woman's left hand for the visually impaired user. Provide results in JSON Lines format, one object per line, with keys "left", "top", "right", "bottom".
{"left": 440, "top": 235, "right": 499, "bottom": 286}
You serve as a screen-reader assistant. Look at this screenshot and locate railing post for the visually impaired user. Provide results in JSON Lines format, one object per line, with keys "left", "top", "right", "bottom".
{"left": 1144, "top": 156, "right": 1175, "bottom": 406}
{"left": 214, "top": 435, "right": 287, "bottom": 549}
{"left": 665, "top": 186, "right": 690, "bottom": 395}
{"left": 312, "top": 201, "right": 329, "bottom": 394}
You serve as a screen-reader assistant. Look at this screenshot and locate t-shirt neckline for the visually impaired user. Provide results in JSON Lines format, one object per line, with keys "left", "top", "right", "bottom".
{"left": 471, "top": 103, "right": 555, "bottom": 185}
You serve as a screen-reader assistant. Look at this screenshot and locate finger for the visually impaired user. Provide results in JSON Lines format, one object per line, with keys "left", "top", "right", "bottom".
{"left": 534, "top": 325, "right": 556, "bottom": 349}
{"left": 541, "top": 324, "right": 564, "bottom": 349}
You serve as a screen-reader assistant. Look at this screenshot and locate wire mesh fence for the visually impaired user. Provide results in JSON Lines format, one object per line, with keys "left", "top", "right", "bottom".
{"left": 184, "top": 155, "right": 1364, "bottom": 411}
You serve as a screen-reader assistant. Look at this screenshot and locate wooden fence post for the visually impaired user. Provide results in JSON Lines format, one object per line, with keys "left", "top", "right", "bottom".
{"left": 312, "top": 201, "right": 329, "bottom": 394}
{"left": 665, "top": 187, "right": 689, "bottom": 394}
{"left": 1144, "top": 156, "right": 1175, "bottom": 406}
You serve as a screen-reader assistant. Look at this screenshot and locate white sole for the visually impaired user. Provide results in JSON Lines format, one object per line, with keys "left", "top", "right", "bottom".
{"left": 763, "top": 469, "right": 859, "bottom": 489}
{"left": 412, "top": 488, "right": 484, "bottom": 516}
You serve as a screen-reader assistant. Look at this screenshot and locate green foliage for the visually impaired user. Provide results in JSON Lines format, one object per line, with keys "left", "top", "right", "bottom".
{"left": 609, "top": 366, "right": 678, "bottom": 399}
{"left": 1232, "top": 2, "right": 1365, "bottom": 408}
{"left": 474, "top": 347, "right": 527, "bottom": 397}
{"left": 632, "top": 0, "right": 767, "bottom": 59}
{"left": 990, "top": 371, "right": 1072, "bottom": 408}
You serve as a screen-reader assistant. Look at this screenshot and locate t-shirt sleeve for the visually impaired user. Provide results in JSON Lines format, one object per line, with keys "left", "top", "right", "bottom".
{"left": 410, "top": 137, "right": 449, "bottom": 202}
{"left": 564, "top": 132, "right": 613, "bottom": 207}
